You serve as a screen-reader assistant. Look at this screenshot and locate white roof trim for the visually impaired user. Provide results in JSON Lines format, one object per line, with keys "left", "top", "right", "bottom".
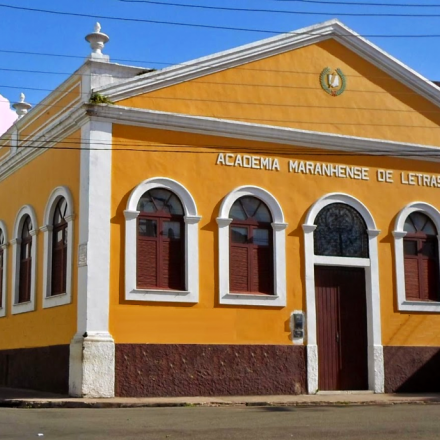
{"left": 96, "top": 19, "right": 440, "bottom": 108}
{"left": 88, "top": 104, "right": 440, "bottom": 162}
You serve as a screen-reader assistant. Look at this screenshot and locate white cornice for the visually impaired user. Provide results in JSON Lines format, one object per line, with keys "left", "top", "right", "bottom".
{"left": 0, "top": 60, "right": 146, "bottom": 145}
{"left": 88, "top": 104, "right": 440, "bottom": 162}
{"left": 96, "top": 19, "right": 440, "bottom": 108}
{"left": 331, "top": 24, "right": 440, "bottom": 108}
{"left": 0, "top": 106, "right": 89, "bottom": 183}
{"left": 0, "top": 68, "right": 86, "bottom": 143}
{"left": 96, "top": 21, "right": 337, "bottom": 101}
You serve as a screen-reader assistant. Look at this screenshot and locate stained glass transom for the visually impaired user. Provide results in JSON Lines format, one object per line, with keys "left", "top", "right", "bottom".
{"left": 404, "top": 212, "right": 437, "bottom": 236}
{"left": 137, "top": 189, "right": 184, "bottom": 215}
{"left": 229, "top": 196, "right": 272, "bottom": 223}
{"left": 314, "top": 203, "right": 369, "bottom": 258}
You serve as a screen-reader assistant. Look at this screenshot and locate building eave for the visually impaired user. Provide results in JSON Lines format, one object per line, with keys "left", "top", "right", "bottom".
{"left": 88, "top": 103, "right": 440, "bottom": 163}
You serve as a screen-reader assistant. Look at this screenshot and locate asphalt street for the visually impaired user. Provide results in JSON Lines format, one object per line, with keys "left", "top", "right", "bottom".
{"left": 0, "top": 404, "right": 439, "bottom": 440}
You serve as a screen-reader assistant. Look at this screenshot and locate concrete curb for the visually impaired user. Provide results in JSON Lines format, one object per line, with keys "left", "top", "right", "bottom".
{"left": 1, "top": 398, "right": 440, "bottom": 409}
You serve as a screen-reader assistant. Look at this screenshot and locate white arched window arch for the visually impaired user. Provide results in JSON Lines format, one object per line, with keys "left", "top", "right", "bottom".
{"left": 0, "top": 221, "right": 8, "bottom": 318}
{"left": 216, "top": 185, "right": 287, "bottom": 307}
{"left": 124, "top": 177, "right": 201, "bottom": 303}
{"left": 11, "top": 205, "right": 38, "bottom": 315}
{"left": 41, "top": 186, "right": 75, "bottom": 309}
{"left": 302, "top": 193, "right": 384, "bottom": 394}
{"left": 393, "top": 202, "right": 440, "bottom": 312}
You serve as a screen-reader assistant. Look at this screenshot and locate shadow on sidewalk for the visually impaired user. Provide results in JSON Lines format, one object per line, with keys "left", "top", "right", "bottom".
{"left": 0, "top": 387, "right": 68, "bottom": 400}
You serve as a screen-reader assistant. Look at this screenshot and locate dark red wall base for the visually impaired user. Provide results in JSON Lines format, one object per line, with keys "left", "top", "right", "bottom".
{"left": 0, "top": 345, "right": 69, "bottom": 395}
{"left": 115, "top": 344, "right": 306, "bottom": 397}
{"left": 3, "top": 344, "right": 438, "bottom": 396}
{"left": 384, "top": 346, "right": 440, "bottom": 393}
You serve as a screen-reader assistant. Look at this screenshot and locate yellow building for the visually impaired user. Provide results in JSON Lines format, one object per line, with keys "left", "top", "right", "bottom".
{"left": 1, "top": 20, "right": 440, "bottom": 397}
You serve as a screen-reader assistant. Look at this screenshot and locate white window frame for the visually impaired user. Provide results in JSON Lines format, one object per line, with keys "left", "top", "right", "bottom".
{"left": 41, "top": 186, "right": 75, "bottom": 309}
{"left": 217, "top": 185, "right": 287, "bottom": 307}
{"left": 11, "top": 205, "right": 38, "bottom": 315}
{"left": 0, "top": 221, "right": 8, "bottom": 318}
{"left": 393, "top": 202, "right": 440, "bottom": 313}
{"left": 124, "top": 177, "right": 201, "bottom": 303}
{"left": 302, "top": 193, "right": 384, "bottom": 394}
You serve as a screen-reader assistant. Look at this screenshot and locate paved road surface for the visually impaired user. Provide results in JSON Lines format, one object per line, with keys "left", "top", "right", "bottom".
{"left": 0, "top": 404, "right": 439, "bottom": 439}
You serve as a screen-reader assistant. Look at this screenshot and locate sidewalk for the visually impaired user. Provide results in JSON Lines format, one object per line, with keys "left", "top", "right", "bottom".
{"left": 1, "top": 387, "right": 440, "bottom": 409}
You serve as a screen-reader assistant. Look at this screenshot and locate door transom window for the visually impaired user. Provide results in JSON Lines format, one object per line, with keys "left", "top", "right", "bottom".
{"left": 314, "top": 203, "right": 369, "bottom": 258}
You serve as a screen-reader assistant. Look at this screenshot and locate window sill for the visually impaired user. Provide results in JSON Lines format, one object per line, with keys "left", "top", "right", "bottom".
{"left": 43, "top": 292, "right": 71, "bottom": 309}
{"left": 398, "top": 300, "right": 440, "bottom": 313}
{"left": 126, "top": 289, "right": 197, "bottom": 304}
{"left": 12, "top": 300, "right": 35, "bottom": 315}
{"left": 220, "top": 292, "right": 284, "bottom": 307}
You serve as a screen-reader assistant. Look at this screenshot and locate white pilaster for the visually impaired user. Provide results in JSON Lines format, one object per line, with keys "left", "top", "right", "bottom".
{"left": 69, "top": 120, "right": 114, "bottom": 398}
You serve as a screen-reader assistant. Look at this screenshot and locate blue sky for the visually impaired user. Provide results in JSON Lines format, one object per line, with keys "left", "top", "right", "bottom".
{"left": 0, "top": 0, "right": 439, "bottom": 109}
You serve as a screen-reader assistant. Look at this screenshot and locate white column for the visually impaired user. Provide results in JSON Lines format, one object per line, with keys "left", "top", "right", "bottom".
{"left": 302, "top": 224, "right": 318, "bottom": 394}
{"left": 69, "top": 120, "right": 114, "bottom": 398}
{"left": 366, "top": 228, "right": 384, "bottom": 394}
{"left": 216, "top": 217, "right": 232, "bottom": 298}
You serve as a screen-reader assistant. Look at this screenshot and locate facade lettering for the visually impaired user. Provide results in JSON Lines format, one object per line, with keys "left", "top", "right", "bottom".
{"left": 216, "top": 154, "right": 440, "bottom": 189}
{"left": 288, "top": 160, "right": 369, "bottom": 181}
{"left": 216, "top": 153, "right": 279, "bottom": 171}
{"left": 400, "top": 172, "right": 440, "bottom": 188}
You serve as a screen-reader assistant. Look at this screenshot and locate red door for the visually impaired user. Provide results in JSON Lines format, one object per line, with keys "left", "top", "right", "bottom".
{"left": 315, "top": 266, "right": 368, "bottom": 391}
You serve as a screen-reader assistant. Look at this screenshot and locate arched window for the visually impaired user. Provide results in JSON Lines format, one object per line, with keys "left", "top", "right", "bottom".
{"left": 42, "top": 186, "right": 74, "bottom": 309}
{"left": 51, "top": 198, "right": 68, "bottom": 296}
{"left": 394, "top": 202, "right": 440, "bottom": 312}
{"left": 403, "top": 212, "right": 439, "bottom": 302}
{"left": 125, "top": 177, "right": 201, "bottom": 303}
{"left": 314, "top": 203, "right": 369, "bottom": 258}
{"left": 19, "top": 216, "right": 33, "bottom": 304}
{"left": 137, "top": 188, "right": 185, "bottom": 290}
{"left": 217, "top": 185, "right": 287, "bottom": 307}
{"left": 12, "top": 205, "right": 38, "bottom": 315}
{"left": 229, "top": 196, "right": 273, "bottom": 294}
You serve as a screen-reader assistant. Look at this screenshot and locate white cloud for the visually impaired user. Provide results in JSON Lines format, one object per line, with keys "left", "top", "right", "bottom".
{"left": 0, "top": 94, "right": 17, "bottom": 136}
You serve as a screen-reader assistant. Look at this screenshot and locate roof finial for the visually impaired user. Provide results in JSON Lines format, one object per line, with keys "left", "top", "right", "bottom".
{"left": 85, "top": 22, "right": 110, "bottom": 62}
{"left": 12, "top": 93, "right": 32, "bottom": 119}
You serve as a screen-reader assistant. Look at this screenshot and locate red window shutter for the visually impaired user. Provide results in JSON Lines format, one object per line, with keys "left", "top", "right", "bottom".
{"left": 51, "top": 246, "right": 65, "bottom": 295}
{"left": 19, "top": 259, "right": 31, "bottom": 303}
{"left": 25, "top": 259, "right": 31, "bottom": 302}
{"left": 252, "top": 247, "right": 273, "bottom": 294}
{"left": 421, "top": 258, "right": 439, "bottom": 301}
{"left": 62, "top": 246, "right": 67, "bottom": 292}
{"left": 404, "top": 257, "right": 420, "bottom": 300}
{"left": 137, "top": 239, "right": 157, "bottom": 289}
{"left": 51, "top": 225, "right": 68, "bottom": 296}
{"left": 162, "top": 240, "right": 184, "bottom": 290}
{"left": 51, "top": 248, "right": 62, "bottom": 294}
{"left": 230, "top": 246, "right": 249, "bottom": 292}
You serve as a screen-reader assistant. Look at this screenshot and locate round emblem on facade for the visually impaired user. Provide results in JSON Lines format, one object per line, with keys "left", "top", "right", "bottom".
{"left": 320, "top": 67, "right": 347, "bottom": 96}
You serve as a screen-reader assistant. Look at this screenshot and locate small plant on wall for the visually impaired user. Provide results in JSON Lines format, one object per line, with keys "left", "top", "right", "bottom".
{"left": 89, "top": 92, "right": 114, "bottom": 105}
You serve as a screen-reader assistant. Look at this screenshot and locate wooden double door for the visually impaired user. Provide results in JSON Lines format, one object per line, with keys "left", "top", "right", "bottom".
{"left": 315, "top": 266, "right": 369, "bottom": 391}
